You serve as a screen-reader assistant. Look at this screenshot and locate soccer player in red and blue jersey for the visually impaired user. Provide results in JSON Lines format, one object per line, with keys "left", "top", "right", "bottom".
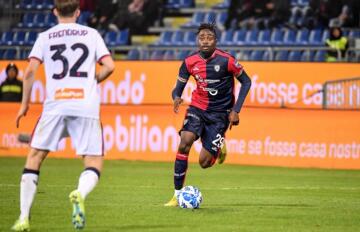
{"left": 165, "top": 23, "right": 251, "bottom": 206}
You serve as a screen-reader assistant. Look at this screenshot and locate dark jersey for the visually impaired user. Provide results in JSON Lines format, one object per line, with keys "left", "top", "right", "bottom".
{"left": 178, "top": 49, "right": 243, "bottom": 112}
{"left": 0, "top": 78, "right": 22, "bottom": 102}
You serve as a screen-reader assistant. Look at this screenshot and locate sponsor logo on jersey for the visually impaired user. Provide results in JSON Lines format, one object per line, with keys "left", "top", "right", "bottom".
{"left": 55, "top": 88, "right": 84, "bottom": 100}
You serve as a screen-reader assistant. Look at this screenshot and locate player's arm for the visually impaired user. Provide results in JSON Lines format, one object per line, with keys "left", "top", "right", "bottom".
{"left": 233, "top": 70, "right": 251, "bottom": 113}
{"left": 16, "top": 58, "right": 41, "bottom": 128}
{"left": 229, "top": 70, "right": 252, "bottom": 129}
{"left": 96, "top": 55, "right": 115, "bottom": 83}
{"left": 172, "top": 61, "right": 190, "bottom": 113}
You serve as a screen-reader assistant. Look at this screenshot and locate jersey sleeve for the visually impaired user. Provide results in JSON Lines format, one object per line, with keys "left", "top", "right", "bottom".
{"left": 28, "top": 34, "right": 44, "bottom": 62}
{"left": 178, "top": 60, "right": 191, "bottom": 81}
{"left": 172, "top": 61, "right": 190, "bottom": 100}
{"left": 95, "top": 31, "right": 111, "bottom": 63}
{"left": 228, "top": 56, "right": 243, "bottom": 77}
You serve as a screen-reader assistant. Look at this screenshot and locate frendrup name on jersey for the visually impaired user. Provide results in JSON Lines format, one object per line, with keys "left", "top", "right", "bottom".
{"left": 48, "top": 29, "right": 88, "bottom": 39}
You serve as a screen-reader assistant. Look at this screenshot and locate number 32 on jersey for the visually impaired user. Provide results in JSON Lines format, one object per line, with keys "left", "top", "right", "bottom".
{"left": 50, "top": 43, "right": 89, "bottom": 79}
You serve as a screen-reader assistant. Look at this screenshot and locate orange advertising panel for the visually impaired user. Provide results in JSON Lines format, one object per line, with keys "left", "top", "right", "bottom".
{"left": 1, "top": 61, "right": 359, "bottom": 109}
{"left": 1, "top": 103, "right": 359, "bottom": 169}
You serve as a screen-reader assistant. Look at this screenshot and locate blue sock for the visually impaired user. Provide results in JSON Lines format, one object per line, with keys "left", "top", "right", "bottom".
{"left": 174, "top": 153, "right": 188, "bottom": 190}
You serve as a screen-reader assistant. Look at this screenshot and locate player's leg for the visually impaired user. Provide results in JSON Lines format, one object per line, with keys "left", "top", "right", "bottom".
{"left": 175, "top": 131, "right": 197, "bottom": 192}
{"left": 165, "top": 131, "right": 197, "bottom": 207}
{"left": 77, "top": 156, "right": 103, "bottom": 200}
{"left": 12, "top": 115, "right": 65, "bottom": 231}
{"left": 67, "top": 116, "right": 103, "bottom": 229}
{"left": 165, "top": 106, "right": 203, "bottom": 207}
{"left": 199, "top": 111, "right": 229, "bottom": 168}
{"left": 217, "top": 139, "right": 228, "bottom": 164}
{"left": 69, "top": 156, "right": 103, "bottom": 230}
{"left": 12, "top": 148, "right": 49, "bottom": 232}
{"left": 199, "top": 148, "right": 216, "bottom": 168}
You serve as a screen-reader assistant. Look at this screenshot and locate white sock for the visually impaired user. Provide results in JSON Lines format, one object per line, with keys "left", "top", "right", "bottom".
{"left": 175, "top": 189, "right": 181, "bottom": 197}
{"left": 77, "top": 169, "right": 99, "bottom": 199}
{"left": 20, "top": 171, "right": 39, "bottom": 221}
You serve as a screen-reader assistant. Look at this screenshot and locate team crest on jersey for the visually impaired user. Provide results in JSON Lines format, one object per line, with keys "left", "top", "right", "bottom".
{"left": 214, "top": 65, "right": 220, "bottom": 72}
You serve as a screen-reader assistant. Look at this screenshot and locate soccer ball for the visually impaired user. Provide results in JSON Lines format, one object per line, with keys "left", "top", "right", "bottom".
{"left": 178, "top": 186, "right": 203, "bottom": 209}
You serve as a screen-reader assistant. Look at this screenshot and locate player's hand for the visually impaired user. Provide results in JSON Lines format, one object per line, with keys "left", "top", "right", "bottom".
{"left": 228, "top": 110, "right": 239, "bottom": 130}
{"left": 173, "top": 97, "right": 183, "bottom": 113}
{"left": 16, "top": 104, "right": 29, "bottom": 128}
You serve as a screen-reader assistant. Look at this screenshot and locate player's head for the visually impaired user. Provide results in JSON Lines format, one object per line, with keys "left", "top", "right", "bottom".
{"left": 330, "top": 27, "right": 342, "bottom": 40}
{"left": 6, "top": 63, "right": 18, "bottom": 80}
{"left": 54, "top": 0, "right": 80, "bottom": 20}
{"left": 197, "top": 23, "right": 217, "bottom": 54}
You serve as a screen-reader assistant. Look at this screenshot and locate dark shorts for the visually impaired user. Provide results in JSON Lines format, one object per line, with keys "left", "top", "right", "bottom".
{"left": 180, "top": 106, "right": 230, "bottom": 156}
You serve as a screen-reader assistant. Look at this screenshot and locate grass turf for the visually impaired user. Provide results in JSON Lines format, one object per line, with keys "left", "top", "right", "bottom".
{"left": 0, "top": 157, "right": 360, "bottom": 232}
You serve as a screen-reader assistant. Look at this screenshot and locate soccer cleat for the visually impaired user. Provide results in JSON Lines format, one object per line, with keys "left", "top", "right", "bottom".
{"left": 11, "top": 218, "right": 30, "bottom": 231}
{"left": 69, "top": 190, "right": 86, "bottom": 230}
{"left": 218, "top": 141, "right": 227, "bottom": 164}
{"left": 164, "top": 195, "right": 178, "bottom": 207}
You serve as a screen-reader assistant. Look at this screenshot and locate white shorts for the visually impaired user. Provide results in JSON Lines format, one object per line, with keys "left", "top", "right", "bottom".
{"left": 31, "top": 115, "right": 103, "bottom": 156}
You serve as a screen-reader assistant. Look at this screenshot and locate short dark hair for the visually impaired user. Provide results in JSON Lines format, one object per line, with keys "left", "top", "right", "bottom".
{"left": 6, "top": 63, "right": 18, "bottom": 75}
{"left": 55, "top": 0, "right": 79, "bottom": 17}
{"left": 197, "top": 23, "right": 217, "bottom": 38}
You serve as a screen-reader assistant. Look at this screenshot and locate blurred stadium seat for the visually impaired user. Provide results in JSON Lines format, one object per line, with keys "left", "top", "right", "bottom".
{"left": 13, "top": 31, "right": 26, "bottom": 46}
{"left": 262, "top": 50, "right": 271, "bottom": 61}
{"left": 213, "top": 0, "right": 231, "bottom": 9}
{"left": 166, "top": 0, "right": 195, "bottom": 9}
{"left": 270, "top": 29, "right": 284, "bottom": 45}
{"left": 172, "top": 31, "right": 184, "bottom": 46}
{"left": 18, "top": 12, "right": 35, "bottom": 28}
{"left": 177, "top": 50, "right": 192, "bottom": 60}
{"left": 127, "top": 49, "right": 140, "bottom": 60}
{"left": 183, "top": 31, "right": 196, "bottom": 46}
{"left": 309, "top": 29, "right": 323, "bottom": 45}
{"left": 24, "top": 31, "right": 37, "bottom": 46}
{"left": 77, "top": 11, "right": 91, "bottom": 25}
{"left": 219, "top": 30, "right": 234, "bottom": 46}
{"left": 283, "top": 29, "right": 297, "bottom": 45}
{"left": 104, "top": 30, "right": 129, "bottom": 46}
{"left": 156, "top": 31, "right": 173, "bottom": 46}
{"left": 163, "top": 50, "right": 176, "bottom": 60}
{"left": 182, "top": 12, "right": 205, "bottom": 28}
{"left": 258, "top": 30, "right": 271, "bottom": 45}
{"left": 249, "top": 50, "right": 264, "bottom": 61}
{"left": 288, "top": 51, "right": 302, "bottom": 61}
{"left": 1, "top": 31, "right": 14, "bottom": 46}
{"left": 313, "top": 50, "right": 326, "bottom": 62}
{"left": 296, "top": 28, "right": 309, "bottom": 45}
{"left": 3, "top": 49, "right": 17, "bottom": 59}
{"left": 244, "top": 29, "right": 259, "bottom": 45}
{"left": 275, "top": 51, "right": 289, "bottom": 61}
{"left": 150, "top": 50, "right": 164, "bottom": 60}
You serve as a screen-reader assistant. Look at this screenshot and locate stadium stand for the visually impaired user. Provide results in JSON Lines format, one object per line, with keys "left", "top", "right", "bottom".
{"left": 0, "top": 0, "right": 359, "bottom": 61}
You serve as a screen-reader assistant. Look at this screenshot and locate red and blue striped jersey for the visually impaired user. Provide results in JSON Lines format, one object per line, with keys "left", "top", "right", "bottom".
{"left": 178, "top": 49, "right": 243, "bottom": 112}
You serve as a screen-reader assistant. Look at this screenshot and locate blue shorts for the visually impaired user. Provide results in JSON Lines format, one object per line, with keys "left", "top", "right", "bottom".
{"left": 180, "top": 106, "right": 230, "bottom": 156}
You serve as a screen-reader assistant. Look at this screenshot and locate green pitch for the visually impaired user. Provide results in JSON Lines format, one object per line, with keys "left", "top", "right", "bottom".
{"left": 1, "top": 157, "right": 360, "bottom": 232}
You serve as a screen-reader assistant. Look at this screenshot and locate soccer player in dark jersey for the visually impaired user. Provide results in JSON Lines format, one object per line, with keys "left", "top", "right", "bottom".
{"left": 165, "top": 23, "right": 252, "bottom": 207}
